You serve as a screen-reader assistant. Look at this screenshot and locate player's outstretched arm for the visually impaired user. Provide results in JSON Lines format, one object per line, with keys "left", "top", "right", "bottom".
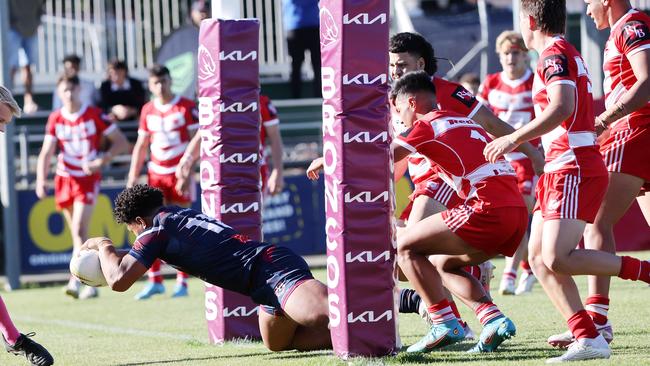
{"left": 86, "top": 237, "right": 148, "bottom": 292}
{"left": 265, "top": 123, "right": 285, "bottom": 195}
{"left": 484, "top": 83, "right": 575, "bottom": 163}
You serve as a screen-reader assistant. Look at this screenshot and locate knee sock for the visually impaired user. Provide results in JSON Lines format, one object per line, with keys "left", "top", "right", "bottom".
{"left": 149, "top": 259, "right": 163, "bottom": 284}
{"left": 398, "top": 288, "right": 421, "bottom": 314}
{"left": 0, "top": 297, "right": 20, "bottom": 345}
{"left": 474, "top": 302, "right": 504, "bottom": 326}
{"left": 618, "top": 256, "right": 650, "bottom": 284}
{"left": 176, "top": 271, "right": 189, "bottom": 287}
{"left": 568, "top": 310, "right": 599, "bottom": 339}
{"left": 427, "top": 299, "right": 456, "bottom": 324}
{"left": 585, "top": 295, "right": 609, "bottom": 326}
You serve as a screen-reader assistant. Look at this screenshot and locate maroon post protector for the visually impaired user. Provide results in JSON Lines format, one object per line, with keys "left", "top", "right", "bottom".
{"left": 319, "top": 0, "right": 399, "bottom": 358}
{"left": 198, "top": 18, "right": 262, "bottom": 342}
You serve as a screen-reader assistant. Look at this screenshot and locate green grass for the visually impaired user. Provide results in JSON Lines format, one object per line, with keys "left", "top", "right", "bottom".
{"left": 1, "top": 254, "right": 650, "bottom": 365}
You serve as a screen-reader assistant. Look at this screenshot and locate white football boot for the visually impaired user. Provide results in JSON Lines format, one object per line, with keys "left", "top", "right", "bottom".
{"left": 515, "top": 271, "right": 537, "bottom": 295}
{"left": 546, "top": 335, "right": 610, "bottom": 363}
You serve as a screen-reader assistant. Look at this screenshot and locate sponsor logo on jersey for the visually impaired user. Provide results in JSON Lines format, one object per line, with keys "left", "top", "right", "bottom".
{"left": 542, "top": 54, "right": 569, "bottom": 81}
{"left": 452, "top": 86, "right": 477, "bottom": 108}
{"left": 623, "top": 20, "right": 650, "bottom": 47}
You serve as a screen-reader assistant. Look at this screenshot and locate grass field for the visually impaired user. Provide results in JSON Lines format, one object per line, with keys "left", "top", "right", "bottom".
{"left": 1, "top": 254, "right": 650, "bottom": 366}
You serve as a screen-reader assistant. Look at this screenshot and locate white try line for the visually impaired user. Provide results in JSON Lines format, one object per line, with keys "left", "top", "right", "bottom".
{"left": 13, "top": 315, "right": 205, "bottom": 344}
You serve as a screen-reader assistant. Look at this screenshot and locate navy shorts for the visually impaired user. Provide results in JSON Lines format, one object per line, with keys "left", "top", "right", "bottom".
{"left": 249, "top": 245, "right": 313, "bottom": 316}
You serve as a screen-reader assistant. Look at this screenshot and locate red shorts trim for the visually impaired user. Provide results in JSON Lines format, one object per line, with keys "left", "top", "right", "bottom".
{"left": 600, "top": 125, "right": 650, "bottom": 183}
{"left": 441, "top": 204, "right": 528, "bottom": 257}
{"left": 148, "top": 172, "right": 193, "bottom": 204}
{"left": 399, "top": 178, "right": 462, "bottom": 221}
{"left": 510, "top": 158, "right": 537, "bottom": 196}
{"left": 54, "top": 174, "right": 100, "bottom": 210}
{"left": 533, "top": 172, "right": 608, "bottom": 223}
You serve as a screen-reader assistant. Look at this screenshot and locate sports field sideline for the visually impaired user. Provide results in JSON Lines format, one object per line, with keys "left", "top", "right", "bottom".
{"left": 1, "top": 254, "right": 649, "bottom": 366}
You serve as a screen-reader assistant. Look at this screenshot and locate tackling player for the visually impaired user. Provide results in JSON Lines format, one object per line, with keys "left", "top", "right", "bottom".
{"left": 0, "top": 85, "right": 54, "bottom": 366}
{"left": 83, "top": 184, "right": 330, "bottom": 352}
{"left": 391, "top": 71, "right": 524, "bottom": 354}
{"left": 477, "top": 31, "right": 538, "bottom": 296}
{"left": 127, "top": 65, "right": 198, "bottom": 300}
{"left": 547, "top": 0, "right": 650, "bottom": 348}
{"left": 484, "top": 0, "right": 650, "bottom": 361}
{"left": 36, "top": 75, "right": 128, "bottom": 300}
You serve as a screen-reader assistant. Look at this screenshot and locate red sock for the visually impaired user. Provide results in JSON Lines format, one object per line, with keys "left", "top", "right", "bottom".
{"left": 149, "top": 259, "right": 163, "bottom": 284}
{"left": 427, "top": 299, "right": 456, "bottom": 324}
{"left": 0, "top": 297, "right": 20, "bottom": 345}
{"left": 520, "top": 260, "right": 532, "bottom": 274}
{"left": 474, "top": 302, "right": 504, "bottom": 326}
{"left": 176, "top": 271, "right": 189, "bottom": 287}
{"left": 449, "top": 300, "right": 461, "bottom": 319}
{"left": 567, "top": 310, "right": 599, "bottom": 339}
{"left": 618, "top": 256, "right": 650, "bottom": 283}
{"left": 585, "top": 295, "right": 609, "bottom": 326}
{"left": 502, "top": 270, "right": 517, "bottom": 280}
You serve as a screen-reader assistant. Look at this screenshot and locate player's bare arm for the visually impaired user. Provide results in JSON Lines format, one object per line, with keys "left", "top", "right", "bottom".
{"left": 484, "top": 83, "right": 575, "bottom": 162}
{"left": 597, "top": 48, "right": 650, "bottom": 131}
{"left": 35, "top": 137, "right": 57, "bottom": 199}
{"left": 265, "top": 123, "right": 285, "bottom": 195}
{"left": 87, "top": 237, "right": 148, "bottom": 292}
{"left": 473, "top": 105, "right": 545, "bottom": 173}
{"left": 127, "top": 134, "right": 151, "bottom": 187}
{"left": 84, "top": 127, "right": 130, "bottom": 175}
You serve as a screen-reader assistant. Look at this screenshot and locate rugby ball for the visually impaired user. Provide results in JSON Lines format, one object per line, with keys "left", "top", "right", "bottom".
{"left": 69, "top": 250, "right": 108, "bottom": 287}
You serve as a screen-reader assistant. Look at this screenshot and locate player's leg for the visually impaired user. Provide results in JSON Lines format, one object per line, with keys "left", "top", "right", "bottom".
{"left": 514, "top": 194, "right": 536, "bottom": 295}
{"left": 638, "top": 189, "right": 650, "bottom": 225}
{"left": 259, "top": 279, "right": 330, "bottom": 351}
{"left": 0, "top": 296, "right": 53, "bottom": 366}
{"left": 61, "top": 206, "right": 82, "bottom": 298}
{"left": 583, "top": 172, "right": 643, "bottom": 340}
{"left": 171, "top": 197, "right": 191, "bottom": 297}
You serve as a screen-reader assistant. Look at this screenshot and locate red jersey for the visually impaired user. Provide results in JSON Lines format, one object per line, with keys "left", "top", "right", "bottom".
{"left": 533, "top": 36, "right": 606, "bottom": 176}
{"left": 395, "top": 110, "right": 524, "bottom": 209}
{"left": 478, "top": 69, "right": 538, "bottom": 161}
{"left": 405, "top": 77, "right": 482, "bottom": 184}
{"left": 45, "top": 105, "right": 116, "bottom": 178}
{"left": 259, "top": 95, "right": 279, "bottom": 166}
{"left": 603, "top": 8, "right": 650, "bottom": 131}
{"left": 138, "top": 96, "right": 199, "bottom": 175}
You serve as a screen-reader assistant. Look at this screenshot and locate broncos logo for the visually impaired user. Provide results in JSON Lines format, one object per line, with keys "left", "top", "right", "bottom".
{"left": 319, "top": 7, "right": 339, "bottom": 47}
{"left": 197, "top": 45, "right": 217, "bottom": 81}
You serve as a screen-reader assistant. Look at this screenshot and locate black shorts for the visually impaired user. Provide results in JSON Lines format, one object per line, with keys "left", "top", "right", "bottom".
{"left": 249, "top": 245, "right": 314, "bottom": 315}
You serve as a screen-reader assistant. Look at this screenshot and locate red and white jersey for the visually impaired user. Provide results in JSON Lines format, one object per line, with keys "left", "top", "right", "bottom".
{"left": 603, "top": 8, "right": 650, "bottom": 131}
{"left": 139, "top": 95, "right": 199, "bottom": 175}
{"left": 403, "top": 77, "right": 482, "bottom": 184}
{"left": 45, "top": 105, "right": 116, "bottom": 178}
{"left": 533, "top": 36, "right": 605, "bottom": 176}
{"left": 395, "top": 110, "right": 524, "bottom": 208}
{"left": 259, "top": 95, "right": 279, "bottom": 166}
{"left": 478, "top": 69, "right": 538, "bottom": 161}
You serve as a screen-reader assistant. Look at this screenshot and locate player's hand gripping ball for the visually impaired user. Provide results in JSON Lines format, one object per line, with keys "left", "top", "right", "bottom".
{"left": 69, "top": 250, "right": 108, "bottom": 287}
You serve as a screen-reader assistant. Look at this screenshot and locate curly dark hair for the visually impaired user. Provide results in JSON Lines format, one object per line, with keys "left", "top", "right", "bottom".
{"left": 389, "top": 32, "right": 437, "bottom": 76}
{"left": 520, "top": 0, "right": 566, "bottom": 35}
{"left": 390, "top": 70, "right": 437, "bottom": 101}
{"left": 114, "top": 184, "right": 164, "bottom": 224}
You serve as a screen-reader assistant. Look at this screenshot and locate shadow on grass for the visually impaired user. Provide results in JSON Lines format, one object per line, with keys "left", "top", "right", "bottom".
{"left": 264, "top": 350, "right": 333, "bottom": 360}
{"left": 114, "top": 352, "right": 270, "bottom": 365}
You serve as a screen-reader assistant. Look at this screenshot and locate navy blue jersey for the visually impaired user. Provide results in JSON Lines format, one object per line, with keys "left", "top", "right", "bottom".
{"left": 128, "top": 206, "right": 271, "bottom": 295}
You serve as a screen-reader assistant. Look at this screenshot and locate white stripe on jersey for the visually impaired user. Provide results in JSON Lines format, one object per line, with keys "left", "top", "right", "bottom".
{"left": 605, "top": 129, "right": 631, "bottom": 172}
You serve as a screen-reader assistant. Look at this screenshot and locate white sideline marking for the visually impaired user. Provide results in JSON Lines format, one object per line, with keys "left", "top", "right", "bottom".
{"left": 14, "top": 315, "right": 205, "bottom": 343}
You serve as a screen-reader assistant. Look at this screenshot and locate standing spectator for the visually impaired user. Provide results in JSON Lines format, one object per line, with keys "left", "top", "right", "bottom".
{"left": 52, "top": 55, "right": 96, "bottom": 110}
{"left": 283, "top": 0, "right": 321, "bottom": 98}
{"left": 36, "top": 75, "right": 129, "bottom": 300}
{"left": 98, "top": 60, "right": 146, "bottom": 122}
{"left": 126, "top": 65, "right": 198, "bottom": 299}
{"left": 0, "top": 85, "right": 54, "bottom": 366}
{"left": 8, "top": 0, "right": 45, "bottom": 114}
{"left": 190, "top": 0, "right": 210, "bottom": 27}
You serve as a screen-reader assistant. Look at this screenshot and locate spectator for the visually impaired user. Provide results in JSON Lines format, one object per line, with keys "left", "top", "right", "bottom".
{"left": 52, "top": 55, "right": 97, "bottom": 110}
{"left": 282, "top": 0, "right": 321, "bottom": 98}
{"left": 459, "top": 72, "right": 481, "bottom": 95}
{"left": 98, "top": 60, "right": 146, "bottom": 122}
{"left": 190, "top": 0, "right": 210, "bottom": 27}
{"left": 8, "top": 0, "right": 45, "bottom": 114}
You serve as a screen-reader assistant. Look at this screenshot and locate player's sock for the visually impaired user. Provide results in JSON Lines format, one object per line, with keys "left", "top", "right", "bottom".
{"left": 474, "top": 301, "right": 504, "bottom": 326}
{"left": 0, "top": 298, "right": 20, "bottom": 345}
{"left": 149, "top": 259, "right": 163, "bottom": 283}
{"left": 398, "top": 288, "right": 422, "bottom": 314}
{"left": 502, "top": 269, "right": 517, "bottom": 281}
{"left": 427, "top": 299, "right": 456, "bottom": 324}
{"left": 585, "top": 295, "right": 609, "bottom": 326}
{"left": 618, "top": 256, "right": 650, "bottom": 283}
{"left": 520, "top": 260, "right": 533, "bottom": 275}
{"left": 567, "top": 310, "right": 599, "bottom": 340}
{"left": 176, "top": 271, "right": 189, "bottom": 287}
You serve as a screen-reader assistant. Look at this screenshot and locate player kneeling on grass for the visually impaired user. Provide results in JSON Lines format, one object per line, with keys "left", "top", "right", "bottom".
{"left": 81, "top": 184, "right": 331, "bottom": 352}
{"left": 391, "top": 71, "right": 526, "bottom": 353}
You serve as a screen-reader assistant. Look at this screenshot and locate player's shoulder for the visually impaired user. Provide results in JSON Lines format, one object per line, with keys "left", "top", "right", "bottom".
{"left": 421, "top": 109, "right": 466, "bottom": 124}
{"left": 431, "top": 76, "right": 461, "bottom": 90}
{"left": 616, "top": 10, "right": 650, "bottom": 46}
{"left": 140, "top": 100, "right": 156, "bottom": 113}
{"left": 177, "top": 96, "right": 196, "bottom": 108}
{"left": 260, "top": 94, "right": 271, "bottom": 104}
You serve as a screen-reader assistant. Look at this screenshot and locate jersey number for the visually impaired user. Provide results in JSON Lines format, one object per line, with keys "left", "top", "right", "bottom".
{"left": 184, "top": 214, "right": 231, "bottom": 234}
{"left": 470, "top": 130, "right": 487, "bottom": 143}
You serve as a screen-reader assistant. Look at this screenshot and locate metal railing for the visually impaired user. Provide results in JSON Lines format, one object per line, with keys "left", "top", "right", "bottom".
{"left": 31, "top": 0, "right": 289, "bottom": 82}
